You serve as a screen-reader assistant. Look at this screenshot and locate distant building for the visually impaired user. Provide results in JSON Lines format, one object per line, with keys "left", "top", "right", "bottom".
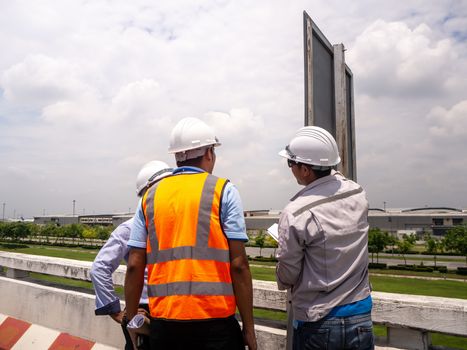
{"left": 33, "top": 213, "right": 132, "bottom": 227}
{"left": 33, "top": 208, "right": 466, "bottom": 238}
{"left": 244, "top": 207, "right": 467, "bottom": 237}
{"left": 368, "top": 207, "right": 467, "bottom": 237}
{"left": 79, "top": 214, "right": 114, "bottom": 226}
{"left": 245, "top": 210, "right": 279, "bottom": 234}
{"left": 1, "top": 218, "right": 34, "bottom": 223}
{"left": 33, "top": 215, "right": 78, "bottom": 226}
{"left": 112, "top": 214, "right": 133, "bottom": 227}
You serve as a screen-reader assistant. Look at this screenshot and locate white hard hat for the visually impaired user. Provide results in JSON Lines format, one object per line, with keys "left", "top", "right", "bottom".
{"left": 168, "top": 117, "right": 221, "bottom": 160}
{"left": 278, "top": 126, "right": 341, "bottom": 168}
{"left": 136, "top": 160, "right": 173, "bottom": 196}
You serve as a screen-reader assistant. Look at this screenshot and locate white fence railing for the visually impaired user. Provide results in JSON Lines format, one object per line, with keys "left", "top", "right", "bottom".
{"left": 1, "top": 251, "right": 466, "bottom": 350}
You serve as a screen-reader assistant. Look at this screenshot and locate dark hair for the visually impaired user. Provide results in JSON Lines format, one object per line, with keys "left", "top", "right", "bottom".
{"left": 298, "top": 163, "right": 332, "bottom": 179}
{"left": 176, "top": 154, "right": 204, "bottom": 168}
{"left": 312, "top": 167, "right": 332, "bottom": 178}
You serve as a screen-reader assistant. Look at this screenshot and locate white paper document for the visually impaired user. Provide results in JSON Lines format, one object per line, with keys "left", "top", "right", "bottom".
{"left": 127, "top": 314, "right": 150, "bottom": 335}
{"left": 127, "top": 314, "right": 146, "bottom": 329}
{"left": 267, "top": 223, "right": 279, "bottom": 242}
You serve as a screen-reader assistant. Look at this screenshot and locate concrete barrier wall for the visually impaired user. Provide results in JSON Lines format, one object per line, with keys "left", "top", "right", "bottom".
{"left": 0, "top": 251, "right": 125, "bottom": 284}
{"left": 372, "top": 291, "right": 467, "bottom": 337}
{"left": 2, "top": 251, "right": 467, "bottom": 349}
{"left": 0, "top": 276, "right": 286, "bottom": 349}
{"left": 0, "top": 251, "right": 95, "bottom": 281}
{"left": 0, "top": 276, "right": 125, "bottom": 347}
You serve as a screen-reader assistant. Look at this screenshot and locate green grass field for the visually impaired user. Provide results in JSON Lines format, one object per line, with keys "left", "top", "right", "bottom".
{"left": 250, "top": 266, "right": 277, "bottom": 281}
{"left": 372, "top": 325, "right": 467, "bottom": 350}
{"left": 370, "top": 254, "right": 466, "bottom": 263}
{"left": 29, "top": 272, "right": 97, "bottom": 290}
{"left": 0, "top": 243, "right": 99, "bottom": 261}
{"left": 250, "top": 265, "right": 467, "bottom": 299}
{"left": 370, "top": 275, "right": 467, "bottom": 299}
{"left": 2, "top": 243, "right": 466, "bottom": 299}
{"left": 370, "top": 268, "right": 467, "bottom": 280}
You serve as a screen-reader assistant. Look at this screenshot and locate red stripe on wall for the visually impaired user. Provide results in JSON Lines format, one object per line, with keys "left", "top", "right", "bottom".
{"left": 0, "top": 317, "right": 31, "bottom": 349}
{"left": 48, "top": 333, "right": 95, "bottom": 350}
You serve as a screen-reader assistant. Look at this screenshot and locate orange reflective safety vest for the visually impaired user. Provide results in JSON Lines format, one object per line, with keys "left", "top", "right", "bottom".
{"left": 142, "top": 172, "right": 236, "bottom": 320}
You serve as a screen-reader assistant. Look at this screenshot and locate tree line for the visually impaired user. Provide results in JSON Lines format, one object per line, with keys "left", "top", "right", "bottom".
{"left": 1, "top": 222, "right": 465, "bottom": 265}
{"left": 0, "top": 222, "right": 113, "bottom": 245}
{"left": 368, "top": 226, "right": 467, "bottom": 266}
{"left": 251, "top": 225, "right": 466, "bottom": 266}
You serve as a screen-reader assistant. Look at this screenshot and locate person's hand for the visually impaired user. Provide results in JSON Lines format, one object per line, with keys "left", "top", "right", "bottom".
{"left": 137, "top": 308, "right": 149, "bottom": 318}
{"left": 242, "top": 327, "right": 257, "bottom": 350}
{"left": 110, "top": 310, "right": 125, "bottom": 324}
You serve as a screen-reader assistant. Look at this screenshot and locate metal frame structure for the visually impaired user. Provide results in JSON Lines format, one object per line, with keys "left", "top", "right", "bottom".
{"left": 303, "top": 11, "right": 357, "bottom": 180}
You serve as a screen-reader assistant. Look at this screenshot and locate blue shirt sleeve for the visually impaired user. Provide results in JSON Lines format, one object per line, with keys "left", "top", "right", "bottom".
{"left": 221, "top": 183, "right": 248, "bottom": 241}
{"left": 128, "top": 198, "right": 148, "bottom": 249}
{"left": 90, "top": 219, "right": 132, "bottom": 315}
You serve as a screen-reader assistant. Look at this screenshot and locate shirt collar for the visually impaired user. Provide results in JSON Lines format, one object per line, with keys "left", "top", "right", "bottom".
{"left": 172, "top": 166, "right": 205, "bottom": 175}
{"left": 290, "top": 170, "right": 340, "bottom": 201}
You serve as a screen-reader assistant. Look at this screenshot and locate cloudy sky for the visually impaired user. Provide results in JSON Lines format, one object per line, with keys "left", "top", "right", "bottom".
{"left": 1, "top": 0, "right": 466, "bottom": 218}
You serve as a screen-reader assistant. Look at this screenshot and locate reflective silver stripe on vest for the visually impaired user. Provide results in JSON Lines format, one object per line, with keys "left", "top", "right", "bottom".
{"left": 156, "top": 246, "right": 230, "bottom": 263}
{"left": 146, "top": 174, "right": 229, "bottom": 264}
{"left": 293, "top": 187, "right": 364, "bottom": 217}
{"left": 147, "top": 281, "right": 234, "bottom": 297}
{"left": 195, "top": 175, "right": 218, "bottom": 248}
{"left": 145, "top": 183, "right": 159, "bottom": 263}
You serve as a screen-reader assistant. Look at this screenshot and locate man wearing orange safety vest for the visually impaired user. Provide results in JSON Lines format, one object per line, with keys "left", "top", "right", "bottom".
{"left": 125, "top": 117, "right": 257, "bottom": 350}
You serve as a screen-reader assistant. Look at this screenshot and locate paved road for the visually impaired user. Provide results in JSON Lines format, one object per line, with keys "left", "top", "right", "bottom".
{"left": 246, "top": 247, "right": 467, "bottom": 269}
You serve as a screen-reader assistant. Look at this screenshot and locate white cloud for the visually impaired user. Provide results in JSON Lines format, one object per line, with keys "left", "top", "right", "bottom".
{"left": 111, "top": 79, "right": 162, "bottom": 121}
{"left": 1, "top": 54, "right": 98, "bottom": 110}
{"left": 348, "top": 20, "right": 459, "bottom": 98}
{"left": 1, "top": 1, "right": 467, "bottom": 217}
{"left": 443, "top": 13, "right": 467, "bottom": 38}
{"left": 428, "top": 100, "right": 467, "bottom": 139}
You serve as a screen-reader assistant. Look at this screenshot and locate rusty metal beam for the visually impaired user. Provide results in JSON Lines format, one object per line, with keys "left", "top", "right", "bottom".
{"left": 303, "top": 12, "right": 314, "bottom": 127}
{"left": 333, "top": 43, "right": 349, "bottom": 177}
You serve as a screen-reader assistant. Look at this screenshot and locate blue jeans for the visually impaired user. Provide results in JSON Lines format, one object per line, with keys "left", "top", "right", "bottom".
{"left": 293, "top": 313, "right": 374, "bottom": 350}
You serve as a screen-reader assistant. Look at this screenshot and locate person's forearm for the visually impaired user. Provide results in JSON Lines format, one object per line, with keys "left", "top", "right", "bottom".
{"left": 124, "top": 267, "right": 144, "bottom": 320}
{"left": 275, "top": 267, "right": 291, "bottom": 290}
{"left": 125, "top": 277, "right": 143, "bottom": 320}
{"left": 275, "top": 228, "right": 303, "bottom": 287}
{"left": 91, "top": 228, "right": 127, "bottom": 311}
{"left": 228, "top": 240, "right": 256, "bottom": 348}
{"left": 231, "top": 262, "right": 255, "bottom": 331}
{"left": 275, "top": 261, "right": 300, "bottom": 289}
{"left": 124, "top": 249, "right": 146, "bottom": 320}
{"left": 110, "top": 311, "right": 124, "bottom": 324}
{"left": 91, "top": 265, "right": 121, "bottom": 312}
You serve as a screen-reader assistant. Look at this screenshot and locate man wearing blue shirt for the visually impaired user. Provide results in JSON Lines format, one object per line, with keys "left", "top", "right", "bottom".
{"left": 125, "top": 117, "right": 257, "bottom": 350}
{"left": 90, "top": 160, "right": 173, "bottom": 350}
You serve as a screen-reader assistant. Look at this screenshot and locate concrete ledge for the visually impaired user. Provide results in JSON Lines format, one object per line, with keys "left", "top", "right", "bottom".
{"left": 253, "top": 280, "right": 287, "bottom": 311}
{"left": 0, "top": 252, "right": 287, "bottom": 310}
{"left": 372, "top": 291, "right": 467, "bottom": 337}
{"left": 2, "top": 251, "right": 467, "bottom": 345}
{"left": 0, "top": 251, "right": 94, "bottom": 281}
{"left": 253, "top": 324, "right": 286, "bottom": 349}
{"left": 0, "top": 276, "right": 125, "bottom": 347}
{"left": 386, "top": 327, "right": 431, "bottom": 350}
{"left": 0, "top": 251, "right": 126, "bottom": 284}
{"left": 0, "top": 276, "right": 286, "bottom": 349}
{"left": 1, "top": 275, "right": 461, "bottom": 350}
{"left": 0, "top": 313, "right": 119, "bottom": 350}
